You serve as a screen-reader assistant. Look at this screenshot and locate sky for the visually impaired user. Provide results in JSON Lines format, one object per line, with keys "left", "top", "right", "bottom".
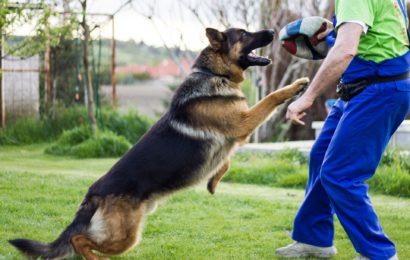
{"left": 6, "top": 0, "right": 260, "bottom": 51}
{"left": 87, "top": 0, "right": 215, "bottom": 51}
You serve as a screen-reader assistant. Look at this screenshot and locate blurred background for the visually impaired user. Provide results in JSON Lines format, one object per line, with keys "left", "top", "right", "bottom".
{"left": 1, "top": 0, "right": 343, "bottom": 144}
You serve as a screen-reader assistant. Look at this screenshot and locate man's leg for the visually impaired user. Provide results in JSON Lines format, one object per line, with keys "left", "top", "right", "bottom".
{"left": 276, "top": 101, "right": 343, "bottom": 257}
{"left": 290, "top": 99, "right": 344, "bottom": 247}
{"left": 320, "top": 82, "right": 410, "bottom": 259}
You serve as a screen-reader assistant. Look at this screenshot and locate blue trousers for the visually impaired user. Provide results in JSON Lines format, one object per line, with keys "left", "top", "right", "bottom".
{"left": 292, "top": 80, "right": 410, "bottom": 260}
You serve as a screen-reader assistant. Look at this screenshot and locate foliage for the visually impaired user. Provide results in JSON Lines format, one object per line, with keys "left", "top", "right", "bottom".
{"left": 370, "top": 149, "right": 410, "bottom": 197}
{"left": 1, "top": 1, "right": 79, "bottom": 58}
{"left": 71, "top": 130, "right": 131, "bottom": 158}
{"left": 0, "top": 117, "right": 48, "bottom": 145}
{"left": 226, "top": 148, "right": 410, "bottom": 197}
{"left": 225, "top": 149, "right": 308, "bottom": 189}
{"left": 0, "top": 106, "right": 153, "bottom": 146}
{"left": 0, "top": 106, "right": 87, "bottom": 145}
{"left": 379, "top": 148, "right": 410, "bottom": 172}
{"left": 42, "top": 107, "right": 153, "bottom": 158}
{"left": 45, "top": 126, "right": 131, "bottom": 158}
{"left": 99, "top": 109, "right": 154, "bottom": 144}
{"left": 44, "top": 125, "right": 92, "bottom": 156}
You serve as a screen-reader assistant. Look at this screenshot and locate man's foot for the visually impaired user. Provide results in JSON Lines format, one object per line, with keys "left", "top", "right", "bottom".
{"left": 353, "top": 253, "right": 398, "bottom": 260}
{"left": 275, "top": 242, "right": 337, "bottom": 258}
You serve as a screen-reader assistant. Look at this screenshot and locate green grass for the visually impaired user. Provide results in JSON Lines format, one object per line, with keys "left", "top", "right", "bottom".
{"left": 1, "top": 144, "right": 410, "bottom": 259}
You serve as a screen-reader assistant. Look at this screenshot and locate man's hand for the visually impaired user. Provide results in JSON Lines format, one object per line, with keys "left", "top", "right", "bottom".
{"left": 285, "top": 22, "right": 363, "bottom": 126}
{"left": 286, "top": 94, "right": 314, "bottom": 125}
{"left": 317, "top": 20, "right": 334, "bottom": 40}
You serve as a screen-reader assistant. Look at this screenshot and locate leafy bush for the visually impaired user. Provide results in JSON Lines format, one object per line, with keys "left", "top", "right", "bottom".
{"left": 44, "top": 125, "right": 92, "bottom": 156}
{"left": 380, "top": 148, "right": 410, "bottom": 172}
{"left": 41, "top": 107, "right": 153, "bottom": 158}
{"left": 0, "top": 106, "right": 87, "bottom": 145}
{"left": 224, "top": 150, "right": 308, "bottom": 188}
{"left": 100, "top": 109, "right": 153, "bottom": 143}
{"left": 46, "top": 126, "right": 131, "bottom": 158}
{"left": 71, "top": 131, "right": 131, "bottom": 158}
{"left": 277, "top": 172, "right": 308, "bottom": 189}
{"left": 275, "top": 148, "right": 308, "bottom": 165}
{"left": 0, "top": 106, "right": 153, "bottom": 146}
{"left": 224, "top": 148, "right": 410, "bottom": 197}
{"left": 0, "top": 118, "right": 48, "bottom": 145}
{"left": 370, "top": 166, "right": 410, "bottom": 197}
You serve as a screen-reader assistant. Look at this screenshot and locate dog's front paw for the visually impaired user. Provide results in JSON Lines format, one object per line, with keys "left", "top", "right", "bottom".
{"left": 291, "top": 77, "right": 310, "bottom": 94}
{"left": 293, "top": 77, "right": 310, "bottom": 88}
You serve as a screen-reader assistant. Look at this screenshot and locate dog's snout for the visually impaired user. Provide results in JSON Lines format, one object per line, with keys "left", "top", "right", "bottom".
{"left": 267, "top": 29, "right": 275, "bottom": 36}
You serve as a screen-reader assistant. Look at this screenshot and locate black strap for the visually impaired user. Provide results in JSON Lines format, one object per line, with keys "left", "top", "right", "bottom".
{"left": 337, "top": 71, "right": 410, "bottom": 101}
{"left": 192, "top": 67, "right": 230, "bottom": 79}
{"left": 367, "top": 71, "right": 410, "bottom": 85}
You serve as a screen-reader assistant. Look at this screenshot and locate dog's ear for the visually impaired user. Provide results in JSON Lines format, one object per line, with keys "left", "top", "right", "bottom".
{"left": 206, "top": 28, "right": 225, "bottom": 50}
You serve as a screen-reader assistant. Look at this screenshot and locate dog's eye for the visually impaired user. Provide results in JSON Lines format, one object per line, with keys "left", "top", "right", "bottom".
{"left": 240, "top": 31, "right": 248, "bottom": 38}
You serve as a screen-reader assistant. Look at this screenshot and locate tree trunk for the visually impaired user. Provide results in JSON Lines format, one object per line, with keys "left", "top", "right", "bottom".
{"left": 257, "top": 0, "right": 335, "bottom": 142}
{"left": 81, "top": 0, "right": 97, "bottom": 135}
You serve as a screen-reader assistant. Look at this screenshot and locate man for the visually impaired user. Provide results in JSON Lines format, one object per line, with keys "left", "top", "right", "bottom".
{"left": 276, "top": 0, "right": 410, "bottom": 259}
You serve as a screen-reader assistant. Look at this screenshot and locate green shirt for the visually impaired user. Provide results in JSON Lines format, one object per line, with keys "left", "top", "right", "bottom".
{"left": 335, "top": 0, "right": 409, "bottom": 63}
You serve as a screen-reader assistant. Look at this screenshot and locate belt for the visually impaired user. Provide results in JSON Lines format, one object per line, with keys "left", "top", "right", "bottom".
{"left": 337, "top": 71, "right": 410, "bottom": 101}
{"left": 366, "top": 71, "right": 410, "bottom": 85}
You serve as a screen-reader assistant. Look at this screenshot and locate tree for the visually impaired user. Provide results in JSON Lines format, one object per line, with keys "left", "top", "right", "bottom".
{"left": 258, "top": 0, "right": 335, "bottom": 141}
{"left": 80, "top": 0, "right": 97, "bottom": 135}
{"left": 0, "top": 0, "right": 78, "bottom": 123}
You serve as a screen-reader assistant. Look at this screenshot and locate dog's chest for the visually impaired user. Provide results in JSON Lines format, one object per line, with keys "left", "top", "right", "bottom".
{"left": 190, "top": 137, "right": 236, "bottom": 184}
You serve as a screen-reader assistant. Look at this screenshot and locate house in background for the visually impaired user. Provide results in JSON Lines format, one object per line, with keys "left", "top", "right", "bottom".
{"left": 116, "top": 58, "right": 191, "bottom": 80}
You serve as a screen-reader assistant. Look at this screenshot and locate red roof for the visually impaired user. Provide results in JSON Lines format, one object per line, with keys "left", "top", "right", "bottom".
{"left": 116, "top": 59, "right": 192, "bottom": 78}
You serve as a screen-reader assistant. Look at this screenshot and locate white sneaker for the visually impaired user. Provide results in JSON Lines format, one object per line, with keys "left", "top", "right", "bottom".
{"left": 353, "top": 253, "right": 398, "bottom": 260}
{"left": 275, "top": 242, "right": 337, "bottom": 258}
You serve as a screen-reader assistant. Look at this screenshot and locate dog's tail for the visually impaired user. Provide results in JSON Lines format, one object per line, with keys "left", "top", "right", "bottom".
{"left": 9, "top": 198, "right": 98, "bottom": 259}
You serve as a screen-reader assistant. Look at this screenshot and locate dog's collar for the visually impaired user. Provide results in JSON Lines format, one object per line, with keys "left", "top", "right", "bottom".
{"left": 191, "top": 67, "right": 230, "bottom": 80}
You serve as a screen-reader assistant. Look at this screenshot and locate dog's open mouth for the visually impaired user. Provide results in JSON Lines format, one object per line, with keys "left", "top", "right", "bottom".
{"left": 246, "top": 50, "right": 271, "bottom": 66}
{"left": 239, "top": 29, "right": 274, "bottom": 68}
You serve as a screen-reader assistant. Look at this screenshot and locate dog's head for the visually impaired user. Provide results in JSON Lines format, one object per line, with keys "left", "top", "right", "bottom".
{"left": 206, "top": 27, "right": 274, "bottom": 69}
{"left": 193, "top": 27, "right": 274, "bottom": 82}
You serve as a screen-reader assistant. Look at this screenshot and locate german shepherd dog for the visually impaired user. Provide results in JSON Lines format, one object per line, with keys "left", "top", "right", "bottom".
{"left": 9, "top": 27, "right": 309, "bottom": 259}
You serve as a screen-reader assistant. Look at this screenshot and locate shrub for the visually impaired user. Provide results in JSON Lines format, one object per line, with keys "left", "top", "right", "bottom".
{"left": 225, "top": 148, "right": 410, "bottom": 197}
{"left": 44, "top": 125, "right": 92, "bottom": 156}
{"left": 275, "top": 148, "right": 308, "bottom": 165}
{"left": 277, "top": 173, "right": 308, "bottom": 189}
{"left": 0, "top": 118, "right": 48, "bottom": 145}
{"left": 224, "top": 151, "right": 308, "bottom": 188}
{"left": 0, "top": 106, "right": 87, "bottom": 145}
{"left": 100, "top": 109, "right": 153, "bottom": 144}
{"left": 380, "top": 148, "right": 410, "bottom": 172}
{"left": 46, "top": 126, "right": 131, "bottom": 158}
{"left": 0, "top": 106, "right": 153, "bottom": 146}
{"left": 71, "top": 131, "right": 131, "bottom": 158}
{"left": 371, "top": 166, "right": 410, "bottom": 197}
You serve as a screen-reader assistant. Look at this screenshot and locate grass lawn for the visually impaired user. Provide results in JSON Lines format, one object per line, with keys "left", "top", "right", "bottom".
{"left": 1, "top": 144, "right": 410, "bottom": 259}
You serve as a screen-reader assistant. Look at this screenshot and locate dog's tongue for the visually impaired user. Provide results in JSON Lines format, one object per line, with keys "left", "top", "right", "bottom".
{"left": 247, "top": 51, "right": 271, "bottom": 66}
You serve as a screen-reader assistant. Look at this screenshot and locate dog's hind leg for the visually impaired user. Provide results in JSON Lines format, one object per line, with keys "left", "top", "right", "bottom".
{"left": 86, "top": 197, "right": 146, "bottom": 257}
{"left": 71, "top": 234, "right": 108, "bottom": 260}
{"left": 207, "top": 160, "right": 230, "bottom": 194}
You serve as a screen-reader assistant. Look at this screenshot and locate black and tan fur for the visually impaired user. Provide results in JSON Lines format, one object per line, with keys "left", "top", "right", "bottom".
{"left": 9, "top": 27, "right": 309, "bottom": 259}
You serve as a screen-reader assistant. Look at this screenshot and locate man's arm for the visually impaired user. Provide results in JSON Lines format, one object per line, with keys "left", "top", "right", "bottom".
{"left": 286, "top": 22, "right": 363, "bottom": 125}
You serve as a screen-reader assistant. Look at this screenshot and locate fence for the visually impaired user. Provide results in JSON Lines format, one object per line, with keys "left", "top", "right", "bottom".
{"left": 0, "top": 55, "right": 42, "bottom": 125}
